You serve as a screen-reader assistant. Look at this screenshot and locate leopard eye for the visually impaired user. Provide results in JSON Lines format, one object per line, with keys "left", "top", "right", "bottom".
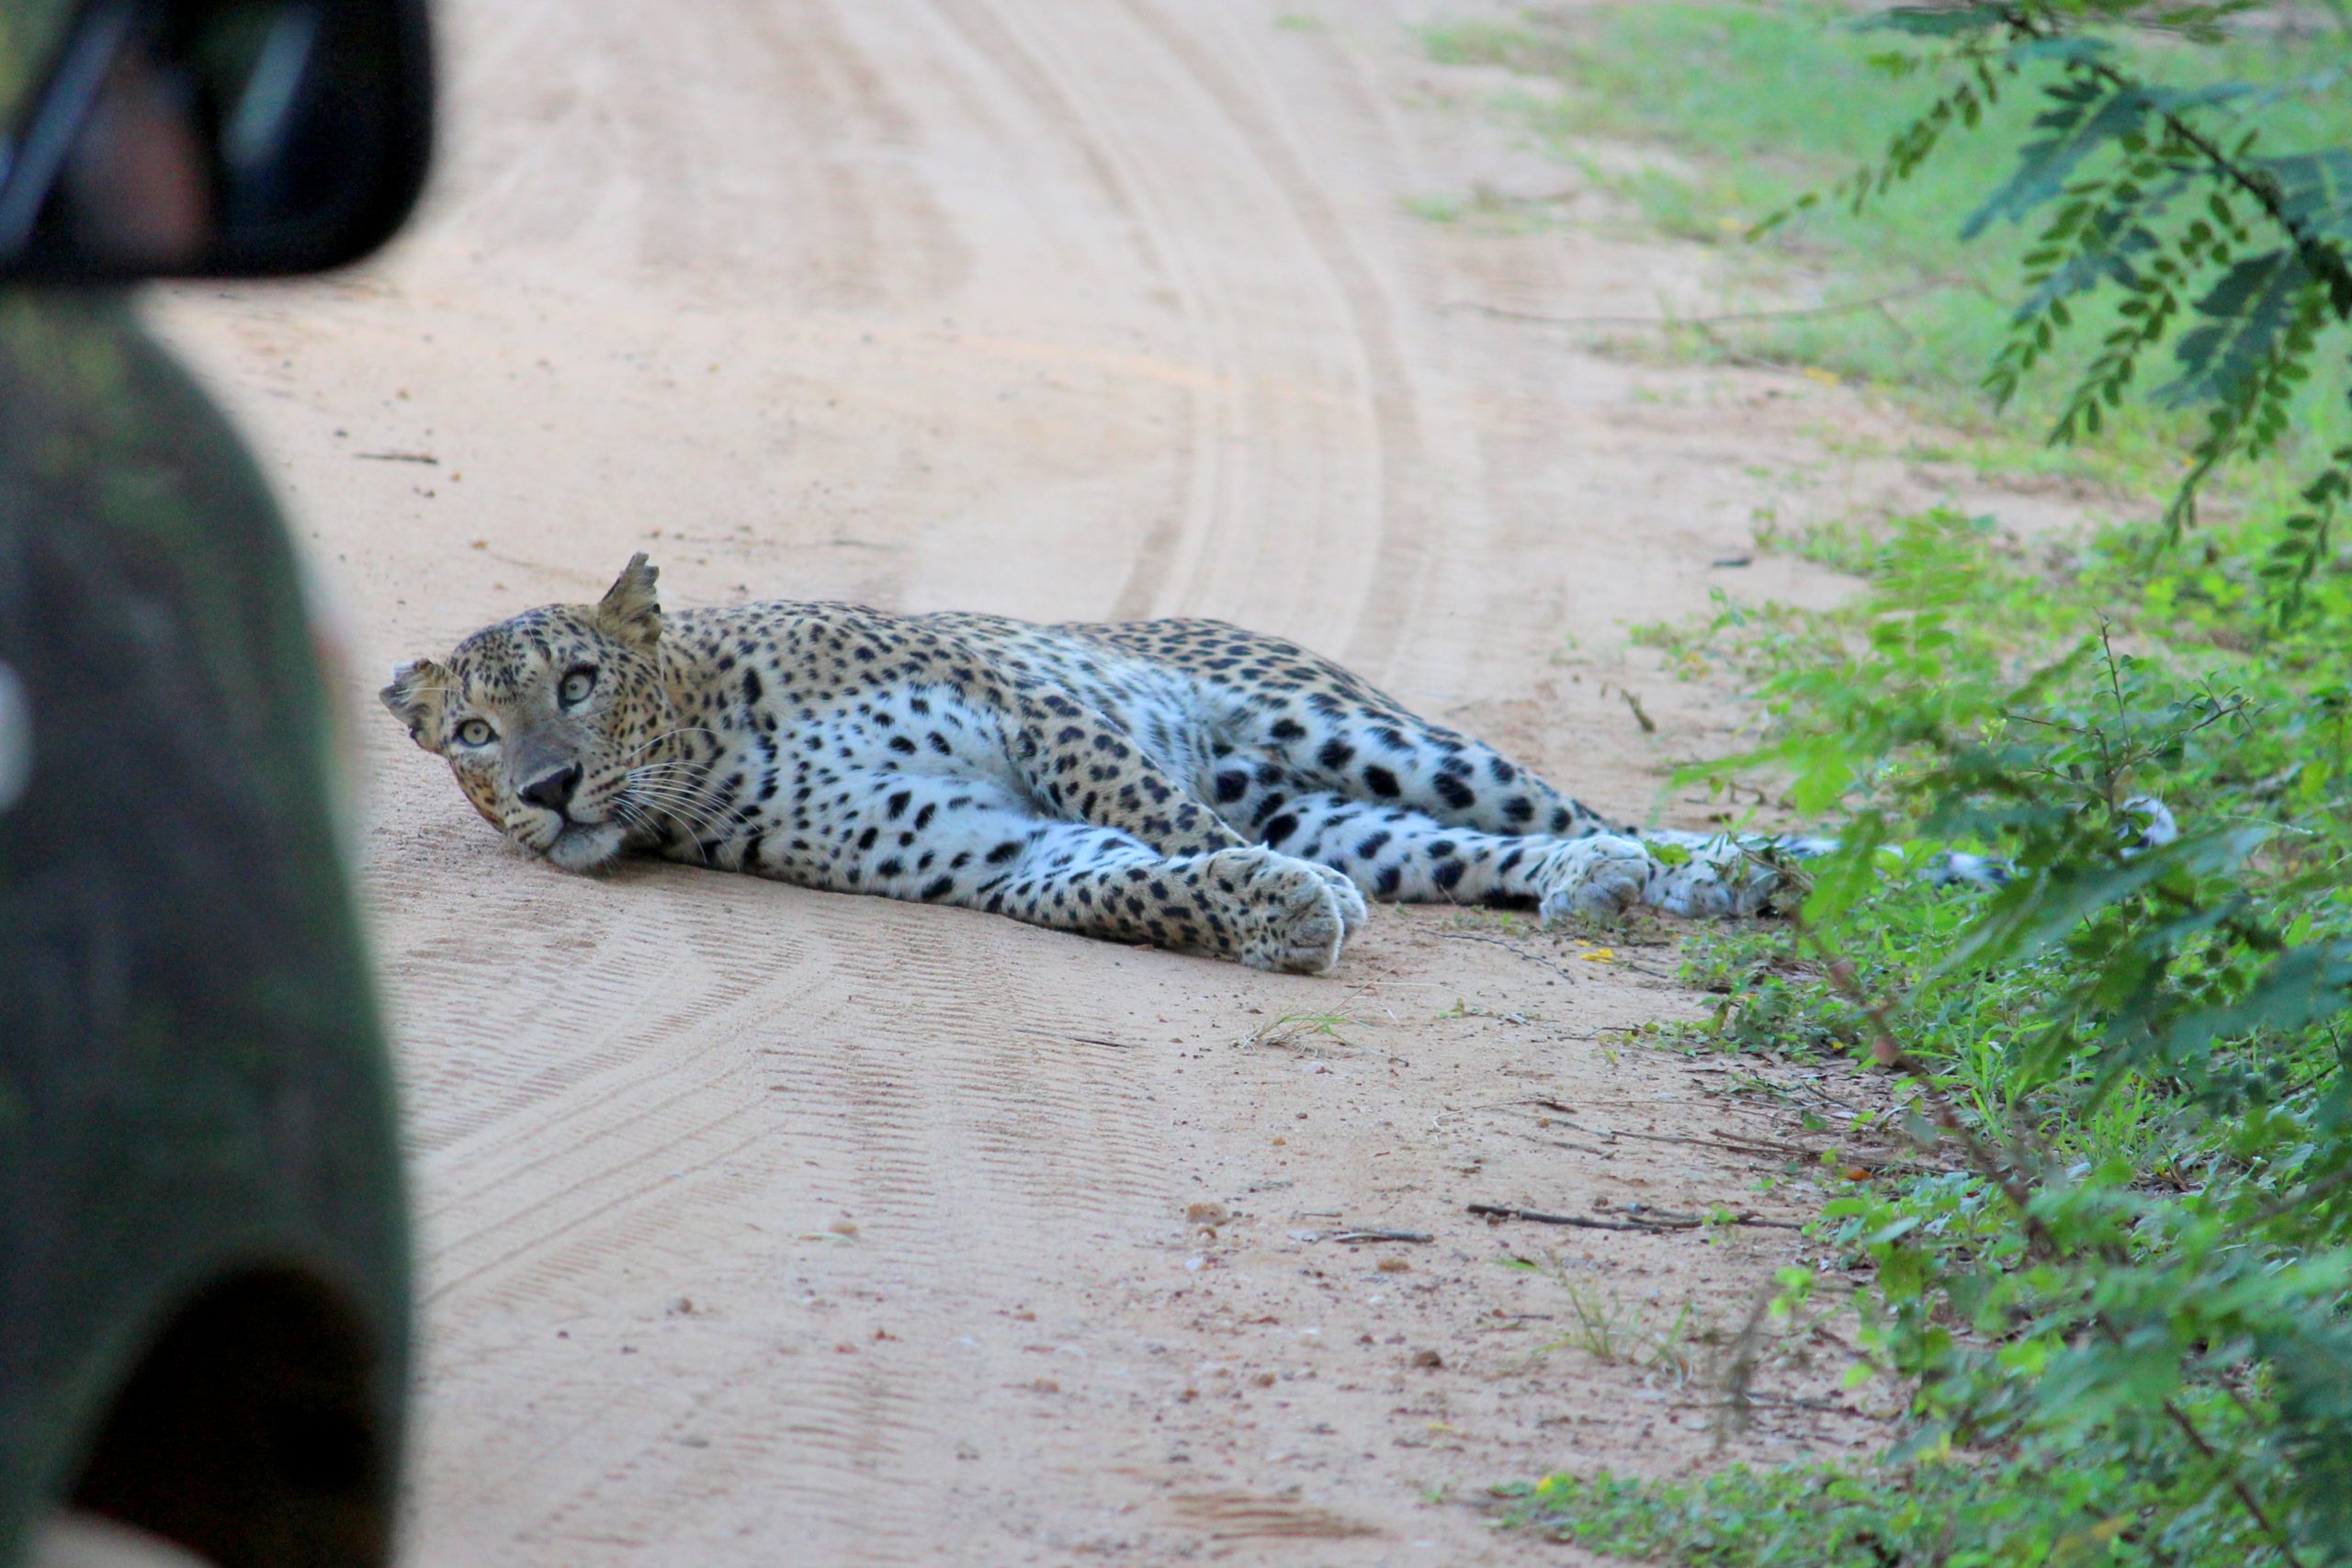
{"left": 558, "top": 666, "right": 598, "bottom": 707}
{"left": 456, "top": 717, "right": 496, "bottom": 747}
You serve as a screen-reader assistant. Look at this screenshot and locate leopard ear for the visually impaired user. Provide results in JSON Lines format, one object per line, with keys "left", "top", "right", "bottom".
{"left": 594, "top": 553, "right": 662, "bottom": 648}
{"left": 380, "top": 659, "right": 453, "bottom": 751}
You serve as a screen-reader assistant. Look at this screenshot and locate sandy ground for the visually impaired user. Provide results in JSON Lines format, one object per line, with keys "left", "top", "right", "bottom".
{"left": 144, "top": 1, "right": 2063, "bottom": 1562}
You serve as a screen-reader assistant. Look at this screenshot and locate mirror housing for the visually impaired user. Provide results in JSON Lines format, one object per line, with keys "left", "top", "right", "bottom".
{"left": 0, "top": 0, "right": 431, "bottom": 282}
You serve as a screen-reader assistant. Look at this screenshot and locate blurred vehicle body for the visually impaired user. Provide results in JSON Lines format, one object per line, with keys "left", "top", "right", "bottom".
{"left": 0, "top": 3, "right": 432, "bottom": 1562}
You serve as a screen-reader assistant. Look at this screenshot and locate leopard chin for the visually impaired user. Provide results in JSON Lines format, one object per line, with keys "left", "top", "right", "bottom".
{"left": 544, "top": 820, "right": 628, "bottom": 873}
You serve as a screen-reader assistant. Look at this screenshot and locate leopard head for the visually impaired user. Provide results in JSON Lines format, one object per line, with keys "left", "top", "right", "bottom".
{"left": 382, "top": 554, "right": 685, "bottom": 872}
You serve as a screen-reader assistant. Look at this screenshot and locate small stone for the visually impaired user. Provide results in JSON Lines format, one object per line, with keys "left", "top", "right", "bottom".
{"left": 1410, "top": 1349, "right": 1444, "bottom": 1370}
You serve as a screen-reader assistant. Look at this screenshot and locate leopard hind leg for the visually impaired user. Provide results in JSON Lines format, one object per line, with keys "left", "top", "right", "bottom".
{"left": 1205, "top": 690, "right": 1621, "bottom": 842}
{"left": 1243, "top": 792, "right": 1657, "bottom": 919}
{"left": 1196, "top": 682, "right": 1834, "bottom": 921}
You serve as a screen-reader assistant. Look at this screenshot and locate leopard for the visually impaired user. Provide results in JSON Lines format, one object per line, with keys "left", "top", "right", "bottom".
{"left": 380, "top": 554, "right": 1831, "bottom": 975}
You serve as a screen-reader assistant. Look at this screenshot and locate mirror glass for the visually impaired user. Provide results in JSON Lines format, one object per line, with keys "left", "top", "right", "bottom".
{"left": 0, "top": 2, "right": 79, "bottom": 126}
{"left": 0, "top": 0, "right": 430, "bottom": 280}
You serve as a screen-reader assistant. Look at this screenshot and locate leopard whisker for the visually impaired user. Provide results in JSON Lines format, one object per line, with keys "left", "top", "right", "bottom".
{"left": 623, "top": 766, "right": 712, "bottom": 792}
{"left": 621, "top": 776, "right": 719, "bottom": 807}
{"left": 621, "top": 764, "right": 715, "bottom": 794}
{"left": 620, "top": 786, "right": 729, "bottom": 839}
{"left": 622, "top": 786, "right": 721, "bottom": 823}
{"left": 620, "top": 726, "right": 720, "bottom": 762}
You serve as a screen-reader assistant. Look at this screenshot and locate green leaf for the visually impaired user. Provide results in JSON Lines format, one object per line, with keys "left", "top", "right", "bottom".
{"left": 1864, "top": 6, "right": 2009, "bottom": 37}
{"left": 2014, "top": 181, "right": 2187, "bottom": 321}
{"left": 2004, "top": 37, "right": 2117, "bottom": 69}
{"left": 2157, "top": 248, "right": 2312, "bottom": 406}
{"left": 2130, "top": 941, "right": 2352, "bottom": 1066}
{"left": 2261, "top": 150, "right": 2352, "bottom": 238}
{"left": 2143, "top": 80, "right": 2256, "bottom": 117}
{"left": 1861, "top": 1215, "right": 1923, "bottom": 1247}
{"left": 1928, "top": 828, "right": 2271, "bottom": 982}
{"left": 1963, "top": 83, "right": 2152, "bottom": 240}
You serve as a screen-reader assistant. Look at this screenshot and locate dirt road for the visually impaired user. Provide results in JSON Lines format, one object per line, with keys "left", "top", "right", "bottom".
{"left": 148, "top": 1, "right": 2011, "bottom": 1561}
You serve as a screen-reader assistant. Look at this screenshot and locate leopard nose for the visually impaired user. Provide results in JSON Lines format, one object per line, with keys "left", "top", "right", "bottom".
{"left": 520, "top": 762, "right": 582, "bottom": 814}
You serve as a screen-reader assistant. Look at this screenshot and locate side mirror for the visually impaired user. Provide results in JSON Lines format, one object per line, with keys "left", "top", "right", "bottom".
{"left": 0, "top": 0, "right": 431, "bottom": 281}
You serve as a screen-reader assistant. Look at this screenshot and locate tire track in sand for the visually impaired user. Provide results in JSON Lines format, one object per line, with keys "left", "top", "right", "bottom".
{"left": 956, "top": 0, "right": 1396, "bottom": 648}
{"left": 1107, "top": 0, "right": 1436, "bottom": 669}
{"left": 401, "top": 852, "right": 1202, "bottom": 1562}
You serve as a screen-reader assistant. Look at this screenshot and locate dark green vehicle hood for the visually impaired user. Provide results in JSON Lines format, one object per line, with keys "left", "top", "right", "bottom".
{"left": 0, "top": 294, "right": 408, "bottom": 1566}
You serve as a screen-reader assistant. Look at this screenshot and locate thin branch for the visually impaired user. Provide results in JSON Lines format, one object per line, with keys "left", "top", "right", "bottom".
{"left": 1434, "top": 930, "right": 1583, "bottom": 985}
{"left": 1811, "top": 924, "right": 2311, "bottom": 1568}
{"left": 2252, "top": 1162, "right": 2352, "bottom": 1224}
{"left": 1439, "top": 279, "right": 1971, "bottom": 332}
{"left": 1471, "top": 1202, "right": 1667, "bottom": 1234}
{"left": 1817, "top": 948, "right": 2047, "bottom": 1219}
{"left": 1469, "top": 1201, "right": 1803, "bottom": 1233}
{"left": 2156, "top": 1394, "right": 2306, "bottom": 1568}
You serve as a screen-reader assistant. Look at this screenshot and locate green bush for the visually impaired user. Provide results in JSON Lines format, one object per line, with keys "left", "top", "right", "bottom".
{"left": 1443, "top": 6, "right": 2352, "bottom": 1562}
{"left": 1518, "top": 503, "right": 2352, "bottom": 1563}
{"left": 1422, "top": 3, "right": 2352, "bottom": 536}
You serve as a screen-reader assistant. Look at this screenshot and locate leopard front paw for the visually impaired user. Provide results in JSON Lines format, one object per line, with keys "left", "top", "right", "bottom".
{"left": 1302, "top": 861, "right": 1369, "bottom": 935}
{"left": 1189, "top": 847, "right": 1349, "bottom": 975}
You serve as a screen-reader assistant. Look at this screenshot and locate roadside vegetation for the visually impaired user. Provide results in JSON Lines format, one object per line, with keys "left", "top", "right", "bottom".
{"left": 1416, "top": 4, "right": 2352, "bottom": 1562}
{"left": 1422, "top": 3, "right": 2352, "bottom": 505}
